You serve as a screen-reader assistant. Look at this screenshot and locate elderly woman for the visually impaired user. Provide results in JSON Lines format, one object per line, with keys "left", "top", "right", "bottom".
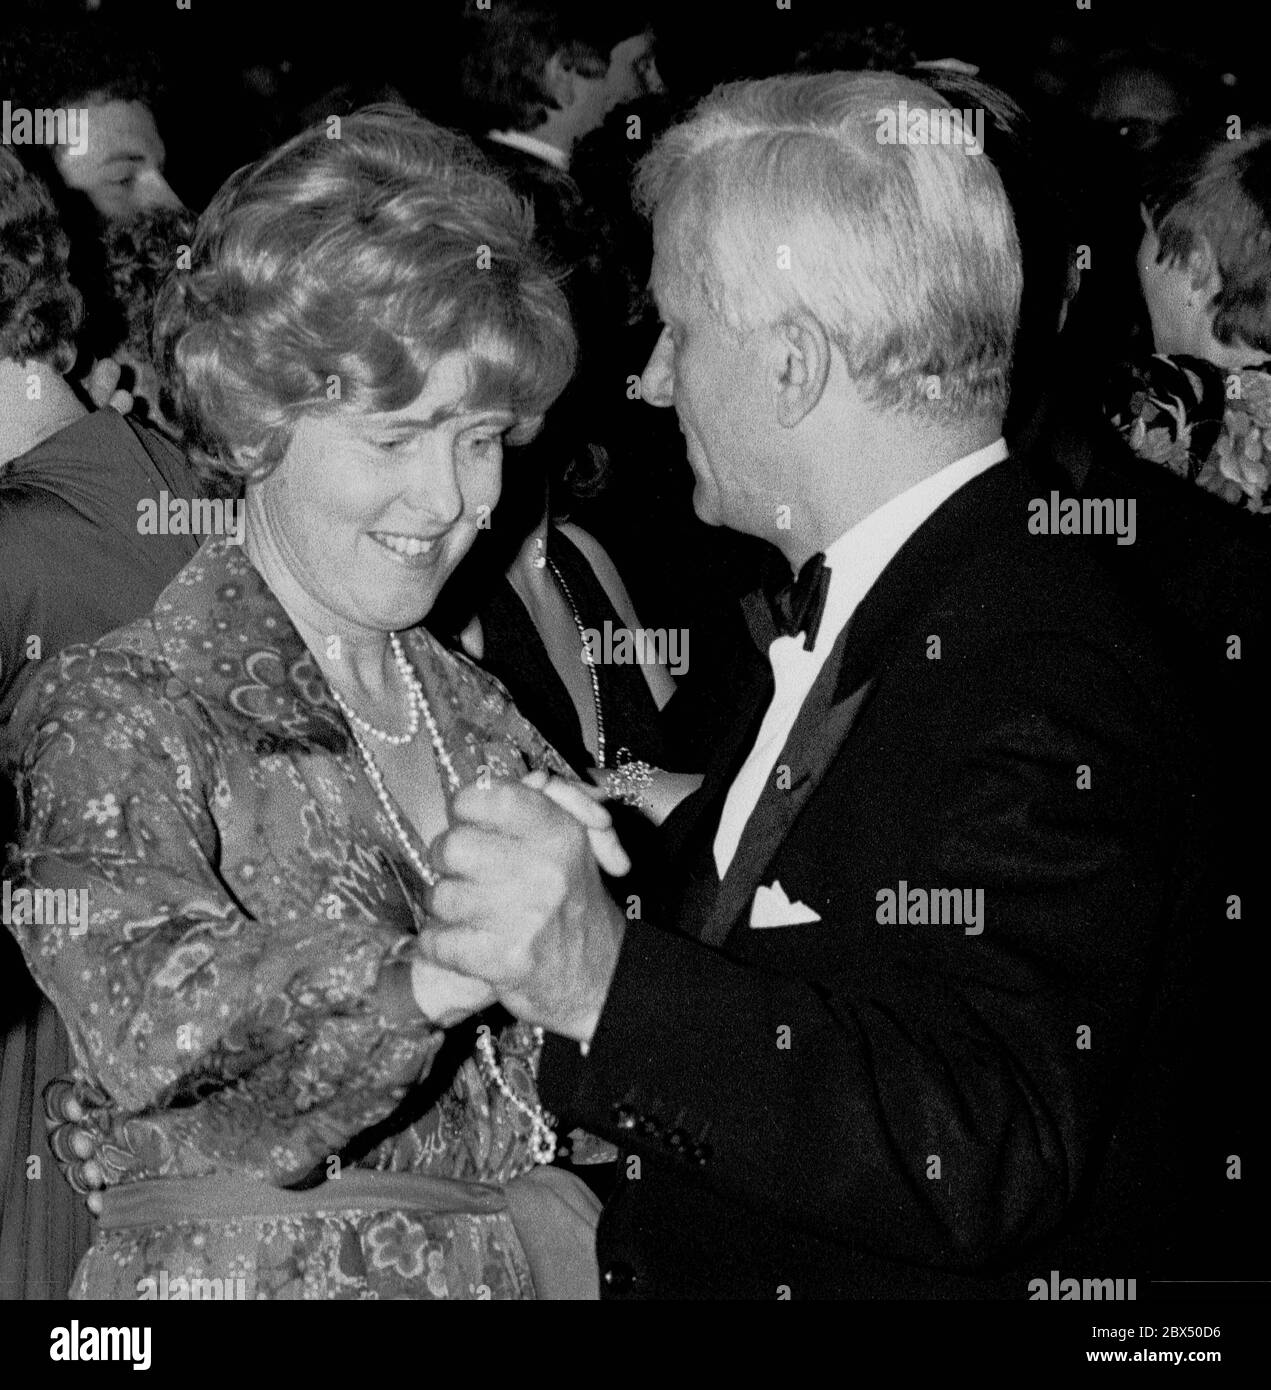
{"left": 3, "top": 106, "right": 609, "bottom": 1300}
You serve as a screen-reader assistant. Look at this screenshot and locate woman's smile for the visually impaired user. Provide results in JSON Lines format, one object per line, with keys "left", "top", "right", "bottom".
{"left": 369, "top": 528, "right": 448, "bottom": 568}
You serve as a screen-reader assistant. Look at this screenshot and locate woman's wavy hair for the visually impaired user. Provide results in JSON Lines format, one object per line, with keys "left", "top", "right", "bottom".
{"left": 1142, "top": 125, "right": 1271, "bottom": 355}
{"left": 153, "top": 104, "right": 576, "bottom": 485}
{"left": 0, "top": 148, "right": 84, "bottom": 374}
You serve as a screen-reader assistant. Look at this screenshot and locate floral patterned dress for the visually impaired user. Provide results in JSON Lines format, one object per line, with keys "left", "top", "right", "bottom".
{"left": 1105, "top": 353, "right": 1271, "bottom": 516}
{"left": 2, "top": 537, "right": 579, "bottom": 1299}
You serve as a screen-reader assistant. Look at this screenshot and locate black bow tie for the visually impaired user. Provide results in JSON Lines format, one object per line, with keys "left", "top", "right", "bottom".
{"left": 769, "top": 551, "right": 830, "bottom": 651}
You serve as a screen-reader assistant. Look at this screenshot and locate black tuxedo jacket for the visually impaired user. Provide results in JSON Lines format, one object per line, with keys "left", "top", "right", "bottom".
{"left": 540, "top": 457, "right": 1207, "bottom": 1299}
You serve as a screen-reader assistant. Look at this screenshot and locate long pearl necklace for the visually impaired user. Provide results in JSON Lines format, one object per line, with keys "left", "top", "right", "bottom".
{"left": 335, "top": 631, "right": 556, "bottom": 1165}
{"left": 545, "top": 555, "right": 607, "bottom": 769}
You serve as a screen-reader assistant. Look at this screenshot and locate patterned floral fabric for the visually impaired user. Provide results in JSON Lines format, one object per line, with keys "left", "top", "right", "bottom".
{"left": 2, "top": 537, "right": 576, "bottom": 1299}
{"left": 1106, "top": 353, "right": 1271, "bottom": 516}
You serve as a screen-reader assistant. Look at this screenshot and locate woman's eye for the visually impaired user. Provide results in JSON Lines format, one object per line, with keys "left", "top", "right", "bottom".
{"left": 374, "top": 436, "right": 412, "bottom": 453}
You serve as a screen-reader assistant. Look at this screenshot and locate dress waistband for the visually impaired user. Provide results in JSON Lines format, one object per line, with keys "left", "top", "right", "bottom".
{"left": 97, "top": 1170, "right": 509, "bottom": 1231}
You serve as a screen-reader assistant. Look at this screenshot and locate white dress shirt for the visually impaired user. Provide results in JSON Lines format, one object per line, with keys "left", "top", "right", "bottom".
{"left": 713, "top": 438, "right": 1010, "bottom": 879}
{"left": 486, "top": 129, "right": 570, "bottom": 172}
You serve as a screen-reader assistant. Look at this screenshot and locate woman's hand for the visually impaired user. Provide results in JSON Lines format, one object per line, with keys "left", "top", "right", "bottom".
{"left": 587, "top": 765, "right": 704, "bottom": 827}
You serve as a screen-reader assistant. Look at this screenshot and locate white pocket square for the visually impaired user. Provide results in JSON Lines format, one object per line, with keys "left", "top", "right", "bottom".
{"left": 750, "top": 880, "right": 822, "bottom": 928}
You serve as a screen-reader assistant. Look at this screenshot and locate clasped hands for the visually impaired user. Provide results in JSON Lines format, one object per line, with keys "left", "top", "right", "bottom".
{"left": 410, "top": 771, "right": 630, "bottom": 1042}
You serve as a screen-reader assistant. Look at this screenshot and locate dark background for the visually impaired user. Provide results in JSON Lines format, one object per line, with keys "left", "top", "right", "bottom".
{"left": 6, "top": 0, "right": 1265, "bottom": 214}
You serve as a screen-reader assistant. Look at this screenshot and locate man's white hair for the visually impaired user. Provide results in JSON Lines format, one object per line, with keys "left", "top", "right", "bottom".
{"left": 636, "top": 70, "right": 1022, "bottom": 420}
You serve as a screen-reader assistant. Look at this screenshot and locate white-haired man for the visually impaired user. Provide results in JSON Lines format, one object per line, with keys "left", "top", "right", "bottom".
{"left": 421, "top": 71, "right": 1199, "bottom": 1298}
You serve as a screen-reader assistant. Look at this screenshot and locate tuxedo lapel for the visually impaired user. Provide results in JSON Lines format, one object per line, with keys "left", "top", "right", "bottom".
{"left": 664, "top": 641, "right": 773, "bottom": 938}
{"left": 698, "top": 619, "right": 872, "bottom": 947}
{"left": 683, "top": 456, "right": 1044, "bottom": 950}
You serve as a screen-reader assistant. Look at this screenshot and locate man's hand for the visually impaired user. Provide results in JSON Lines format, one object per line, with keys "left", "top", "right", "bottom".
{"left": 421, "top": 781, "right": 628, "bottom": 1043}
{"left": 409, "top": 956, "right": 497, "bottom": 1028}
{"left": 521, "top": 768, "right": 631, "bottom": 876}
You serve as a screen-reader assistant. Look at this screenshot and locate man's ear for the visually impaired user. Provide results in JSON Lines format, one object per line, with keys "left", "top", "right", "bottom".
{"left": 543, "top": 51, "right": 577, "bottom": 111}
{"left": 772, "top": 312, "right": 831, "bottom": 429}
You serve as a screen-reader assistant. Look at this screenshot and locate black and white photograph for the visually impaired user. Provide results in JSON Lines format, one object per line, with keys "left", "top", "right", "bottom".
{"left": 0, "top": 0, "right": 1265, "bottom": 1364}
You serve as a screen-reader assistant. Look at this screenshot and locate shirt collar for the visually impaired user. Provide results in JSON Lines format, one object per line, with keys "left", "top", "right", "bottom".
{"left": 808, "top": 437, "right": 1009, "bottom": 658}
{"left": 486, "top": 128, "right": 570, "bottom": 172}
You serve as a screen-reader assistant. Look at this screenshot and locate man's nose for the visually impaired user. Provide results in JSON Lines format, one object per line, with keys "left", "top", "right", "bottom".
{"left": 139, "top": 171, "right": 184, "bottom": 213}
{"left": 640, "top": 331, "right": 674, "bottom": 408}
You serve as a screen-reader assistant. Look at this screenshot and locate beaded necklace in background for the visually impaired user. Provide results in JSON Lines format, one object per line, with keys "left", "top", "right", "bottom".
{"left": 545, "top": 553, "right": 607, "bottom": 769}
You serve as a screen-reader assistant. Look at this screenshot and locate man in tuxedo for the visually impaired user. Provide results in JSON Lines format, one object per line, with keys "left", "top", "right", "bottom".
{"left": 421, "top": 70, "right": 1201, "bottom": 1297}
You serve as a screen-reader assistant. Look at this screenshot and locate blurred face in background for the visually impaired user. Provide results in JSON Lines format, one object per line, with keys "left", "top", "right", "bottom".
{"left": 604, "top": 32, "right": 662, "bottom": 107}
{"left": 1089, "top": 64, "right": 1184, "bottom": 160}
{"left": 55, "top": 99, "right": 183, "bottom": 220}
{"left": 562, "top": 31, "right": 662, "bottom": 138}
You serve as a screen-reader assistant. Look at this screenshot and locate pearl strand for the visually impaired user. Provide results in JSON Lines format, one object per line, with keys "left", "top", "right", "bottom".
{"left": 337, "top": 631, "right": 556, "bottom": 1165}
{"left": 476, "top": 1026, "right": 556, "bottom": 1165}
{"left": 329, "top": 633, "right": 422, "bottom": 746}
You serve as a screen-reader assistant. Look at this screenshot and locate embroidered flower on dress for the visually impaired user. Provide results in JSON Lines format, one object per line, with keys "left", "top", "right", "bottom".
{"left": 366, "top": 1212, "right": 428, "bottom": 1279}
{"left": 84, "top": 794, "right": 120, "bottom": 825}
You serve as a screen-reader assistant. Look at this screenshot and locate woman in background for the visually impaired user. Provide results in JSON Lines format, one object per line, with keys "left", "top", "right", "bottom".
{"left": 1107, "top": 124, "right": 1271, "bottom": 511}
